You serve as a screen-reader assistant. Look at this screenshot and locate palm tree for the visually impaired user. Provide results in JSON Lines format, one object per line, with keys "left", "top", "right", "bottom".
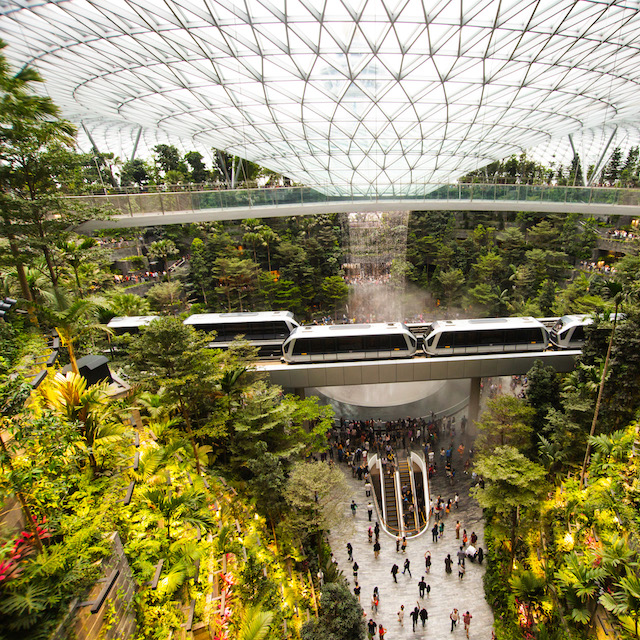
{"left": 37, "top": 371, "right": 126, "bottom": 471}
{"left": 600, "top": 569, "right": 640, "bottom": 638}
{"left": 259, "top": 227, "right": 279, "bottom": 272}
{"left": 139, "top": 486, "right": 214, "bottom": 546}
{"left": 56, "top": 237, "right": 97, "bottom": 294}
{"left": 234, "top": 605, "right": 274, "bottom": 640}
{"left": 39, "top": 290, "right": 112, "bottom": 374}
{"left": 580, "top": 281, "right": 624, "bottom": 489}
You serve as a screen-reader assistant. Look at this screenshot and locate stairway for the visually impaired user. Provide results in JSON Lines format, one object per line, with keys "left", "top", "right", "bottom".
{"left": 398, "top": 457, "right": 417, "bottom": 532}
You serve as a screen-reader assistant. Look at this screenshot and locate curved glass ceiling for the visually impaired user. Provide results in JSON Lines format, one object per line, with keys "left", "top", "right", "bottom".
{"left": 2, "top": 0, "right": 640, "bottom": 193}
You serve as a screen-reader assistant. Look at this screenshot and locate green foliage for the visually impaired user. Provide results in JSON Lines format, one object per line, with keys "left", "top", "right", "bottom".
{"left": 475, "top": 395, "right": 535, "bottom": 455}
{"left": 301, "top": 582, "right": 365, "bottom": 640}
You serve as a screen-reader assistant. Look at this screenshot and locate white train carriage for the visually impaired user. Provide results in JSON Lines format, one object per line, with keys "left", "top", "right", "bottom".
{"left": 107, "top": 315, "right": 159, "bottom": 335}
{"left": 282, "top": 322, "right": 417, "bottom": 363}
{"left": 184, "top": 311, "right": 299, "bottom": 355}
{"left": 549, "top": 315, "right": 592, "bottom": 349}
{"left": 423, "top": 317, "right": 548, "bottom": 356}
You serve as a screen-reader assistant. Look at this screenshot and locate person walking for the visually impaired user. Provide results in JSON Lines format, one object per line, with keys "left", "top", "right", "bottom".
{"left": 347, "top": 542, "right": 353, "bottom": 562}
{"left": 374, "top": 540, "right": 381, "bottom": 558}
{"left": 424, "top": 550, "right": 431, "bottom": 573}
{"left": 462, "top": 529, "right": 468, "bottom": 546}
{"left": 444, "top": 554, "right": 453, "bottom": 573}
{"left": 450, "top": 608, "right": 459, "bottom": 632}
{"left": 396, "top": 535, "right": 401, "bottom": 552}
{"left": 456, "top": 521, "right": 461, "bottom": 539}
{"left": 410, "top": 606, "right": 419, "bottom": 632}
{"left": 353, "top": 562, "right": 359, "bottom": 580}
{"left": 463, "top": 611, "right": 473, "bottom": 637}
{"left": 418, "top": 576, "right": 427, "bottom": 598}
{"left": 391, "top": 563, "right": 399, "bottom": 583}
{"left": 419, "top": 605, "right": 428, "bottom": 627}
{"left": 378, "top": 624, "right": 386, "bottom": 639}
{"left": 403, "top": 558, "right": 412, "bottom": 577}
{"left": 365, "top": 480, "right": 372, "bottom": 497}
{"left": 397, "top": 604, "right": 405, "bottom": 626}
{"left": 351, "top": 500, "right": 358, "bottom": 517}
{"left": 368, "top": 619, "right": 377, "bottom": 639}
{"left": 458, "top": 562, "right": 466, "bottom": 580}
{"left": 431, "top": 523, "right": 438, "bottom": 542}
{"left": 470, "top": 531, "right": 478, "bottom": 545}
{"left": 439, "top": 521, "right": 445, "bottom": 538}
{"left": 371, "top": 593, "right": 379, "bottom": 613}
{"left": 401, "top": 536, "right": 407, "bottom": 553}
{"left": 368, "top": 527, "right": 373, "bottom": 544}
{"left": 367, "top": 501, "right": 374, "bottom": 521}
{"left": 374, "top": 522, "right": 380, "bottom": 539}
{"left": 457, "top": 546, "right": 466, "bottom": 566}
{"left": 354, "top": 583, "right": 361, "bottom": 600}
{"left": 454, "top": 491, "right": 459, "bottom": 508}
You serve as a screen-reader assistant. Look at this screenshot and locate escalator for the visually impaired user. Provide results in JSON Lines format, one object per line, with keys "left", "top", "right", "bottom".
{"left": 383, "top": 471, "right": 399, "bottom": 533}
{"left": 398, "top": 457, "right": 418, "bottom": 532}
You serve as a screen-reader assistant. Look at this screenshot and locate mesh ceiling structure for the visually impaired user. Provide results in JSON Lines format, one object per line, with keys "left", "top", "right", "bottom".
{"left": 2, "top": 0, "right": 640, "bottom": 194}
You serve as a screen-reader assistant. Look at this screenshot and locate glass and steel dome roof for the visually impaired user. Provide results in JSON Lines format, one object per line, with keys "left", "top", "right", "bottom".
{"left": 2, "top": 0, "right": 640, "bottom": 193}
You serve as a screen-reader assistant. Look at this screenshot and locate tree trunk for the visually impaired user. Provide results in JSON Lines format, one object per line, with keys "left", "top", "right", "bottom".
{"left": 0, "top": 433, "right": 43, "bottom": 551}
{"left": 580, "top": 303, "right": 618, "bottom": 489}
{"left": 180, "top": 399, "right": 202, "bottom": 476}
{"left": 510, "top": 507, "right": 517, "bottom": 572}
{"left": 7, "top": 234, "right": 33, "bottom": 303}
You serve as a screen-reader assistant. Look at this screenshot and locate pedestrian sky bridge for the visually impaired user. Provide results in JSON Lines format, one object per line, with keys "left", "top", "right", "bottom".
{"left": 74, "top": 183, "right": 640, "bottom": 232}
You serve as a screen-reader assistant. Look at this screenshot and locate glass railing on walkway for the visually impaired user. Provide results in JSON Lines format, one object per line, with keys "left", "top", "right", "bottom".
{"left": 68, "top": 183, "right": 640, "bottom": 218}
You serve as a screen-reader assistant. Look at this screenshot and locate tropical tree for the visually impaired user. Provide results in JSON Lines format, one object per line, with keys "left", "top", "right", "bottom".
{"left": 36, "top": 371, "right": 126, "bottom": 472}
{"left": 473, "top": 446, "right": 546, "bottom": 570}
{"left": 39, "top": 291, "right": 112, "bottom": 374}
{"left": 475, "top": 395, "right": 535, "bottom": 455}
{"left": 580, "top": 281, "right": 624, "bottom": 488}
{"left": 56, "top": 237, "right": 97, "bottom": 294}
{"left": 600, "top": 569, "right": 640, "bottom": 638}
{"left": 301, "top": 582, "right": 366, "bottom": 640}
{"left": 148, "top": 239, "right": 179, "bottom": 278}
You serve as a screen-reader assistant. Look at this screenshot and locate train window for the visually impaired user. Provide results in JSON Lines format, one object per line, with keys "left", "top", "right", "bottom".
{"left": 338, "top": 335, "right": 364, "bottom": 352}
{"left": 454, "top": 331, "right": 476, "bottom": 347}
{"left": 426, "top": 335, "right": 435, "bottom": 347}
{"left": 364, "top": 335, "right": 387, "bottom": 350}
{"left": 478, "top": 329, "right": 503, "bottom": 345}
{"left": 439, "top": 332, "right": 454, "bottom": 348}
{"left": 292, "top": 338, "right": 311, "bottom": 355}
{"left": 390, "top": 334, "right": 406, "bottom": 350}
{"left": 571, "top": 326, "right": 585, "bottom": 342}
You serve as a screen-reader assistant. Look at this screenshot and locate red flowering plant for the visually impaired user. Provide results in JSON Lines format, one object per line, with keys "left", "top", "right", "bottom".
{"left": 0, "top": 518, "right": 50, "bottom": 587}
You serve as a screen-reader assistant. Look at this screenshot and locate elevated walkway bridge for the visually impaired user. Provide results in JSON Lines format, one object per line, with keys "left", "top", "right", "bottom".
{"left": 73, "top": 183, "right": 640, "bottom": 231}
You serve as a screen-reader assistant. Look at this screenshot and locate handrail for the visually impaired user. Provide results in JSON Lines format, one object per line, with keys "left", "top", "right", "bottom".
{"left": 394, "top": 469, "right": 405, "bottom": 538}
{"left": 407, "top": 456, "right": 420, "bottom": 531}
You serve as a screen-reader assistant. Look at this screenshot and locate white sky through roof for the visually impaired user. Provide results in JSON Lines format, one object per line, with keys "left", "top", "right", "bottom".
{"left": 3, "top": 0, "right": 640, "bottom": 192}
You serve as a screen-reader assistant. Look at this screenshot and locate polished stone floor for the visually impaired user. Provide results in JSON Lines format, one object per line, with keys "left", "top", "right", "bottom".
{"left": 329, "top": 433, "right": 495, "bottom": 640}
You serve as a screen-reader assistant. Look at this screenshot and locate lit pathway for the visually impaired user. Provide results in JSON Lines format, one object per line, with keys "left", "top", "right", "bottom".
{"left": 329, "top": 435, "right": 495, "bottom": 640}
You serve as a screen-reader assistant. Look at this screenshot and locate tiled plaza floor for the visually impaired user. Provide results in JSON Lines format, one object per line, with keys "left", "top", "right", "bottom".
{"left": 329, "top": 432, "right": 495, "bottom": 640}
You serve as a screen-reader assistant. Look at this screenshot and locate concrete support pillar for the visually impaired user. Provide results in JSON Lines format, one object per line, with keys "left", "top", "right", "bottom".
{"left": 294, "top": 387, "right": 306, "bottom": 400}
{"left": 468, "top": 377, "right": 481, "bottom": 431}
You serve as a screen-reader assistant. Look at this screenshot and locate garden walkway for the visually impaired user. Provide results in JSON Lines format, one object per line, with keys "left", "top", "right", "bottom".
{"left": 329, "top": 431, "right": 495, "bottom": 640}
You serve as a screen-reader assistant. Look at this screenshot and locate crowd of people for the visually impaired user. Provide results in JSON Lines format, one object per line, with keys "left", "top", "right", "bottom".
{"left": 324, "top": 409, "right": 492, "bottom": 638}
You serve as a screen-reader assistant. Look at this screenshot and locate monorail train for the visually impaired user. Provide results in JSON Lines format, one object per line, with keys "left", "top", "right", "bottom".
{"left": 549, "top": 315, "right": 591, "bottom": 349}
{"left": 184, "top": 311, "right": 299, "bottom": 356}
{"left": 423, "top": 317, "right": 548, "bottom": 356}
{"left": 282, "top": 323, "right": 417, "bottom": 363}
{"left": 107, "top": 315, "right": 160, "bottom": 335}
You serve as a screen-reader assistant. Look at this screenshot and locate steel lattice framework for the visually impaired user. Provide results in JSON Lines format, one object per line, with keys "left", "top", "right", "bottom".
{"left": 2, "top": 0, "right": 640, "bottom": 193}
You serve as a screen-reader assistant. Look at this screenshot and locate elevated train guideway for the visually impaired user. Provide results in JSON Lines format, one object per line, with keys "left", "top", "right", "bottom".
{"left": 257, "top": 349, "right": 580, "bottom": 389}
{"left": 257, "top": 350, "right": 580, "bottom": 421}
